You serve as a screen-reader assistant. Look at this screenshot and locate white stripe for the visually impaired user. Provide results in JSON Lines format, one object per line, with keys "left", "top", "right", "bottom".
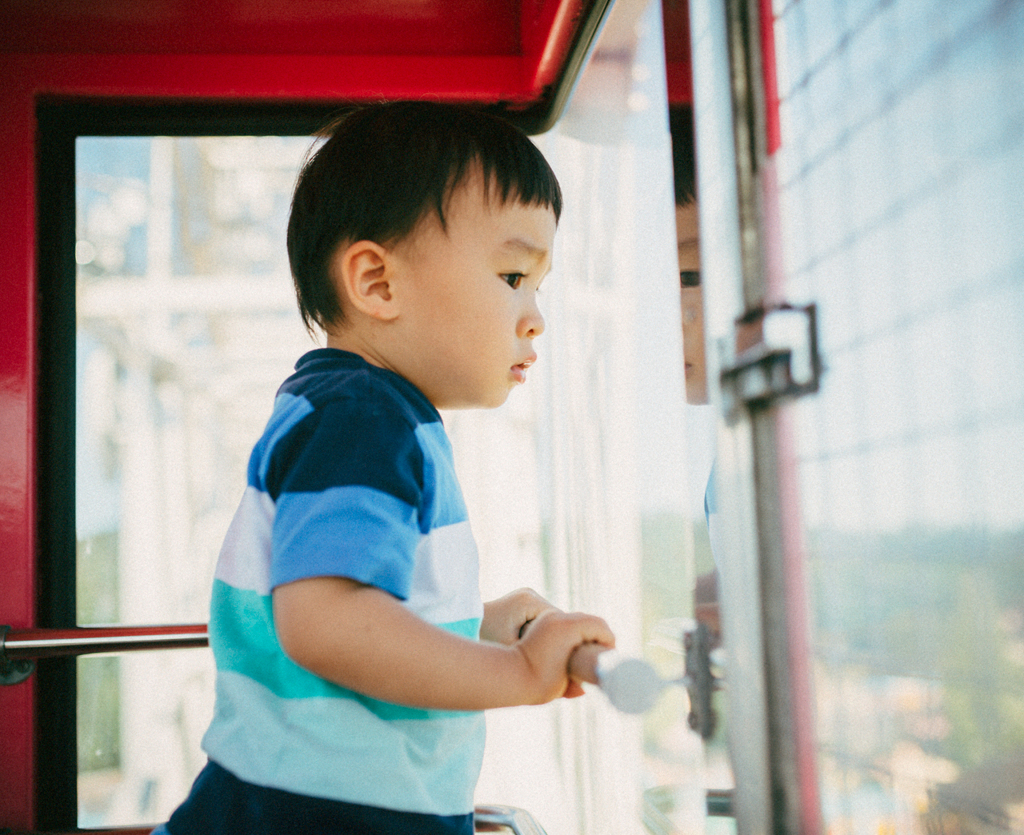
{"left": 406, "top": 521, "right": 483, "bottom": 625}
{"left": 215, "top": 486, "right": 275, "bottom": 595}
{"left": 213, "top": 490, "right": 481, "bottom": 625}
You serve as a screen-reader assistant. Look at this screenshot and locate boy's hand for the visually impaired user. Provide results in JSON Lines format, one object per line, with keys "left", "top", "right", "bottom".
{"left": 481, "top": 587, "right": 558, "bottom": 646}
{"left": 513, "top": 609, "right": 615, "bottom": 704}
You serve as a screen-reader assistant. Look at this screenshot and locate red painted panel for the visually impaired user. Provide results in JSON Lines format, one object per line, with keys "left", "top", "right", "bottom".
{"left": 12, "top": 52, "right": 530, "bottom": 105}
{"left": 661, "top": 0, "right": 693, "bottom": 104}
{"left": 524, "top": 0, "right": 583, "bottom": 90}
{"left": 0, "top": 72, "right": 39, "bottom": 831}
{"left": 759, "top": 0, "right": 781, "bottom": 154}
{"left": 0, "top": 0, "right": 521, "bottom": 57}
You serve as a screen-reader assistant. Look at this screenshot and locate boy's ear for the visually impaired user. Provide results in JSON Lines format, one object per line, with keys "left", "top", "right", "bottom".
{"left": 331, "top": 240, "right": 399, "bottom": 321}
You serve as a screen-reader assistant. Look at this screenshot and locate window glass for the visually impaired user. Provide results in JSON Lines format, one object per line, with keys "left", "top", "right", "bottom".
{"left": 77, "top": 649, "right": 215, "bottom": 826}
{"left": 466, "top": 0, "right": 709, "bottom": 830}
{"left": 76, "top": 135, "right": 313, "bottom": 629}
{"left": 76, "top": 135, "right": 313, "bottom": 825}
{"left": 769, "top": 0, "right": 1024, "bottom": 831}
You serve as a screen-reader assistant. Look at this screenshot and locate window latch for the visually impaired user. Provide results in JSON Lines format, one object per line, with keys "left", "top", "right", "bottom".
{"left": 684, "top": 621, "right": 720, "bottom": 740}
{"left": 719, "top": 302, "right": 823, "bottom": 423}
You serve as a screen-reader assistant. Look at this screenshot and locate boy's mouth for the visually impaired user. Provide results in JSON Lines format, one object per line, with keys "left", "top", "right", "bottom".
{"left": 511, "top": 355, "right": 536, "bottom": 384}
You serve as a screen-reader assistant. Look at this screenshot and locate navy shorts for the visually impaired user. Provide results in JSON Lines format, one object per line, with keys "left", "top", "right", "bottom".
{"left": 155, "top": 760, "right": 475, "bottom": 835}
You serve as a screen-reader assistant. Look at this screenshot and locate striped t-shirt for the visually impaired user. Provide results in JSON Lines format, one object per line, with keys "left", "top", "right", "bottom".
{"left": 199, "top": 348, "right": 485, "bottom": 824}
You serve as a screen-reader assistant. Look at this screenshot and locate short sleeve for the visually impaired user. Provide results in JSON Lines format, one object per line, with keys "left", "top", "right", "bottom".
{"left": 267, "top": 398, "right": 425, "bottom": 599}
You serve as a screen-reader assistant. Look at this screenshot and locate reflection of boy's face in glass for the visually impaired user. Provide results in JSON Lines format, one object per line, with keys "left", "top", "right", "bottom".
{"left": 677, "top": 201, "right": 707, "bottom": 404}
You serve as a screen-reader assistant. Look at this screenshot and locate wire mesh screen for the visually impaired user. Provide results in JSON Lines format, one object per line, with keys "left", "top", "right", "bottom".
{"left": 772, "top": 0, "right": 1024, "bottom": 831}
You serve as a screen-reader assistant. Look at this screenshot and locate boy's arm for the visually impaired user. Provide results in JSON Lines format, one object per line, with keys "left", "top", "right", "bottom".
{"left": 273, "top": 576, "right": 613, "bottom": 711}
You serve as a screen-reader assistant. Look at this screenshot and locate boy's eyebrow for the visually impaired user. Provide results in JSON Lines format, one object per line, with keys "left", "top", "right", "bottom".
{"left": 500, "top": 237, "right": 550, "bottom": 261}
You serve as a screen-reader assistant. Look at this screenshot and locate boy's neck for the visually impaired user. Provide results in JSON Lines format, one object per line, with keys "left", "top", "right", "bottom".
{"left": 324, "top": 329, "right": 393, "bottom": 374}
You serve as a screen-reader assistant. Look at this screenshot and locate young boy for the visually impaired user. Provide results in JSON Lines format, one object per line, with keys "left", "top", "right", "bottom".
{"left": 154, "top": 101, "right": 614, "bottom": 835}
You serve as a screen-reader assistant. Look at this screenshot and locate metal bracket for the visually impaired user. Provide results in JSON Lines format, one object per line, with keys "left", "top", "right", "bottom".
{"left": 683, "top": 622, "right": 719, "bottom": 740}
{"left": 719, "top": 302, "right": 823, "bottom": 423}
{"left": 475, "top": 804, "right": 550, "bottom": 834}
{"left": 0, "top": 625, "right": 35, "bottom": 686}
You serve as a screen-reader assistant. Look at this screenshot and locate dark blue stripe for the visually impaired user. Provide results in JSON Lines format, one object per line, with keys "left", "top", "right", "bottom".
{"left": 265, "top": 399, "right": 425, "bottom": 506}
{"left": 281, "top": 349, "right": 440, "bottom": 425}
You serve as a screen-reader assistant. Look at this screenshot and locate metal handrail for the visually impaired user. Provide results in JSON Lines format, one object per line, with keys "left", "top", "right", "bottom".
{"left": 0, "top": 623, "right": 209, "bottom": 684}
{"left": 1, "top": 623, "right": 208, "bottom": 660}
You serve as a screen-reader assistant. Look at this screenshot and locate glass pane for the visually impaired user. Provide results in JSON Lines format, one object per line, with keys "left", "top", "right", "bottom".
{"left": 76, "top": 135, "right": 314, "bottom": 628}
{"left": 75, "top": 135, "right": 314, "bottom": 825}
{"left": 468, "top": 0, "right": 709, "bottom": 831}
{"left": 77, "top": 648, "right": 215, "bottom": 826}
{"left": 771, "top": 0, "right": 1024, "bottom": 831}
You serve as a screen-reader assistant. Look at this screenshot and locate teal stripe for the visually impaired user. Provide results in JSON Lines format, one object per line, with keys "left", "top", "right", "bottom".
{"left": 442, "top": 617, "right": 480, "bottom": 640}
{"left": 210, "top": 579, "right": 481, "bottom": 720}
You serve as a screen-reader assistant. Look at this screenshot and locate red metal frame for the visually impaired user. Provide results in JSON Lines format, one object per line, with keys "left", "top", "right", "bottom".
{"left": 662, "top": 0, "right": 694, "bottom": 104}
{"left": 0, "top": 71, "right": 39, "bottom": 831}
{"left": 0, "top": 0, "right": 603, "bottom": 111}
{"left": 758, "top": 0, "right": 781, "bottom": 155}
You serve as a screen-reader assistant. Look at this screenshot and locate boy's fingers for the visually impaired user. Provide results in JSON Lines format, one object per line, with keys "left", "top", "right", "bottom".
{"left": 567, "top": 641, "right": 607, "bottom": 685}
{"left": 572, "top": 613, "right": 615, "bottom": 649}
{"left": 511, "top": 589, "right": 561, "bottom": 639}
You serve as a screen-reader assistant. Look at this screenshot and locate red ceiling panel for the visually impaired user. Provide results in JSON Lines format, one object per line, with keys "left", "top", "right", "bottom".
{"left": 0, "top": 0, "right": 521, "bottom": 56}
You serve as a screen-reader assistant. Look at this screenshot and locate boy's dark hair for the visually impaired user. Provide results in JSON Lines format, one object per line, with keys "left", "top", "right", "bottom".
{"left": 287, "top": 100, "right": 564, "bottom": 334}
{"left": 669, "top": 105, "right": 697, "bottom": 207}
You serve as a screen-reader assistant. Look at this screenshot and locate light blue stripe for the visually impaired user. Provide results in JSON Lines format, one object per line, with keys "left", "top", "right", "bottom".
{"left": 415, "top": 422, "right": 468, "bottom": 528}
{"left": 249, "top": 392, "right": 314, "bottom": 489}
{"left": 210, "top": 579, "right": 480, "bottom": 719}
{"left": 272, "top": 485, "right": 420, "bottom": 597}
{"left": 203, "top": 671, "right": 485, "bottom": 815}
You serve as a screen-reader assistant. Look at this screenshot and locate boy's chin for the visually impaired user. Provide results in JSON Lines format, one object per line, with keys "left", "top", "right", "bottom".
{"left": 475, "top": 390, "right": 514, "bottom": 410}
{"left": 434, "top": 389, "right": 513, "bottom": 411}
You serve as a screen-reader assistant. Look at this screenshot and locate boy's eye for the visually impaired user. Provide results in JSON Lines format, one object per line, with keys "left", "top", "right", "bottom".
{"left": 502, "top": 273, "right": 525, "bottom": 289}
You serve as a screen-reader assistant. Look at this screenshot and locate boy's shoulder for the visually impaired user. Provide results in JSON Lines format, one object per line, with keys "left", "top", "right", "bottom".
{"left": 281, "top": 348, "right": 439, "bottom": 429}
{"left": 252, "top": 349, "right": 445, "bottom": 498}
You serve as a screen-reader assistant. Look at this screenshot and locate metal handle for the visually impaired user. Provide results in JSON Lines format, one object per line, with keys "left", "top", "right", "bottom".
{"left": 568, "top": 643, "right": 666, "bottom": 714}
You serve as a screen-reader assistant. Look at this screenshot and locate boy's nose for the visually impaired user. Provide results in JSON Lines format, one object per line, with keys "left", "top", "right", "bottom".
{"left": 518, "top": 301, "right": 545, "bottom": 339}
